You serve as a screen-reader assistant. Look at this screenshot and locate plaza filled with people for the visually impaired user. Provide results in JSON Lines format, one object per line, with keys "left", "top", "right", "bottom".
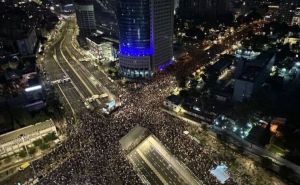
{"left": 3, "top": 72, "right": 279, "bottom": 185}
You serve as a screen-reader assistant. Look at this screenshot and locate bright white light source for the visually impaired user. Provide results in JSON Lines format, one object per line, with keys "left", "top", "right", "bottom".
{"left": 25, "top": 85, "right": 42, "bottom": 92}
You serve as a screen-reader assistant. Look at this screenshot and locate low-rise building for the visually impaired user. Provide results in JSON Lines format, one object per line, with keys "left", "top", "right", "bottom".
{"left": 74, "top": 0, "right": 96, "bottom": 36}
{"left": 291, "top": 10, "right": 300, "bottom": 26}
{"left": 233, "top": 51, "right": 276, "bottom": 102}
{"left": 235, "top": 49, "right": 260, "bottom": 60}
{"left": 279, "top": 0, "right": 297, "bottom": 25}
{"left": 86, "top": 35, "right": 117, "bottom": 62}
{"left": 284, "top": 35, "right": 300, "bottom": 45}
{"left": 163, "top": 95, "right": 183, "bottom": 113}
{"left": 206, "top": 56, "right": 234, "bottom": 77}
{"left": 270, "top": 117, "right": 287, "bottom": 138}
{"left": 0, "top": 119, "right": 58, "bottom": 157}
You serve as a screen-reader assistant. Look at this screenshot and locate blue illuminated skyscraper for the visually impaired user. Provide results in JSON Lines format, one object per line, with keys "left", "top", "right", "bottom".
{"left": 118, "top": 0, "right": 174, "bottom": 78}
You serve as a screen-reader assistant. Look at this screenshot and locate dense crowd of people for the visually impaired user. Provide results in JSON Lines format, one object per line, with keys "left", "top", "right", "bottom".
{"left": 0, "top": 17, "right": 282, "bottom": 185}
{"left": 6, "top": 31, "right": 276, "bottom": 185}
{"left": 7, "top": 73, "right": 254, "bottom": 185}
{"left": 4, "top": 21, "right": 275, "bottom": 184}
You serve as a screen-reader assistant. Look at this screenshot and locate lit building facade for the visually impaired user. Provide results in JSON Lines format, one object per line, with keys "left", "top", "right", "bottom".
{"left": 74, "top": 0, "right": 96, "bottom": 36}
{"left": 291, "top": 10, "right": 300, "bottom": 26}
{"left": 279, "top": 0, "right": 298, "bottom": 25}
{"left": 86, "top": 36, "right": 118, "bottom": 62}
{"left": 118, "top": 0, "right": 174, "bottom": 78}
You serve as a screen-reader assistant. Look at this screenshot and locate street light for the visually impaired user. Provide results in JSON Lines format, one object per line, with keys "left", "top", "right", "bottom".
{"left": 20, "top": 134, "right": 37, "bottom": 177}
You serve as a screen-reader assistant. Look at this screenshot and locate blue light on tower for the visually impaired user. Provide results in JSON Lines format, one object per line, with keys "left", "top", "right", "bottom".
{"left": 159, "top": 60, "right": 173, "bottom": 71}
{"left": 118, "top": 0, "right": 173, "bottom": 77}
{"left": 119, "top": 45, "right": 153, "bottom": 56}
{"left": 118, "top": 0, "right": 151, "bottom": 57}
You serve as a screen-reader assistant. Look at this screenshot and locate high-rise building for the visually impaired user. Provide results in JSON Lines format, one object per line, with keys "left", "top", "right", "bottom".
{"left": 279, "top": 0, "right": 298, "bottom": 25}
{"left": 178, "top": 0, "right": 230, "bottom": 20}
{"left": 118, "top": 0, "right": 174, "bottom": 78}
{"left": 178, "top": 0, "right": 205, "bottom": 19}
{"left": 74, "top": 0, "right": 96, "bottom": 36}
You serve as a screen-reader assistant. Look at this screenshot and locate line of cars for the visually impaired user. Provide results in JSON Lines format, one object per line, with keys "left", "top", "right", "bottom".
{"left": 50, "top": 75, "right": 71, "bottom": 85}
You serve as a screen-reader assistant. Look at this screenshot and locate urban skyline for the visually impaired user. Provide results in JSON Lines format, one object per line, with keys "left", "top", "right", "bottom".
{"left": 0, "top": 0, "right": 300, "bottom": 185}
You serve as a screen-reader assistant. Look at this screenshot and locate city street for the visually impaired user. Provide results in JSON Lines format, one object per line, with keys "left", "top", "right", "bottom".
{"left": 43, "top": 19, "right": 118, "bottom": 114}
{"left": 2, "top": 1, "right": 300, "bottom": 185}
{"left": 128, "top": 136, "right": 203, "bottom": 185}
{"left": 3, "top": 16, "right": 287, "bottom": 185}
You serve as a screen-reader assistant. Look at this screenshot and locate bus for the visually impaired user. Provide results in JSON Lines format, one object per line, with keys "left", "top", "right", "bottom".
{"left": 19, "top": 162, "right": 30, "bottom": 171}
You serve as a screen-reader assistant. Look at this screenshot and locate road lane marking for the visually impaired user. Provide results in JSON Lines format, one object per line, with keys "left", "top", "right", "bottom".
{"left": 53, "top": 50, "right": 85, "bottom": 100}
{"left": 59, "top": 36, "right": 95, "bottom": 97}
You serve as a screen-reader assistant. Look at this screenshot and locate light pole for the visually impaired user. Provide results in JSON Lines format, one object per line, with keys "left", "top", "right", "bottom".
{"left": 20, "top": 134, "right": 37, "bottom": 177}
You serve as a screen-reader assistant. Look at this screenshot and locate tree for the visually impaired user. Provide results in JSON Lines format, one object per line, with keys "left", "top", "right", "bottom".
{"left": 190, "top": 79, "right": 198, "bottom": 89}
{"left": 261, "top": 157, "right": 272, "bottom": 169}
{"left": 177, "top": 75, "right": 187, "bottom": 88}
{"left": 28, "top": 147, "right": 36, "bottom": 155}
{"left": 40, "top": 143, "right": 50, "bottom": 150}
{"left": 179, "top": 89, "right": 189, "bottom": 98}
{"left": 279, "top": 165, "right": 294, "bottom": 178}
{"left": 19, "top": 150, "right": 27, "bottom": 158}
{"left": 33, "top": 139, "right": 43, "bottom": 147}
{"left": 185, "top": 27, "right": 205, "bottom": 40}
{"left": 43, "top": 132, "right": 58, "bottom": 143}
{"left": 202, "top": 124, "right": 208, "bottom": 132}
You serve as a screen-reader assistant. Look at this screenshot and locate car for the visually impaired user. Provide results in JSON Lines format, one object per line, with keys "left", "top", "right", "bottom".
{"left": 63, "top": 78, "right": 71, "bottom": 83}
{"left": 84, "top": 101, "right": 94, "bottom": 111}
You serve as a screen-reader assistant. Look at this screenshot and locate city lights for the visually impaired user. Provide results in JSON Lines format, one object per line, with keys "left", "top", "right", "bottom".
{"left": 1, "top": 0, "right": 299, "bottom": 184}
{"left": 25, "top": 85, "right": 42, "bottom": 92}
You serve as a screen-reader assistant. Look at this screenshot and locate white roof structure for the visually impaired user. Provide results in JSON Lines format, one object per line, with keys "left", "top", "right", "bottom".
{"left": 0, "top": 119, "right": 55, "bottom": 145}
{"left": 119, "top": 126, "right": 150, "bottom": 153}
{"left": 210, "top": 164, "right": 230, "bottom": 184}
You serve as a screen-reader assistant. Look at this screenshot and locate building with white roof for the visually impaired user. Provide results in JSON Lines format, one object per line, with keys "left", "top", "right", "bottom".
{"left": 0, "top": 119, "right": 57, "bottom": 157}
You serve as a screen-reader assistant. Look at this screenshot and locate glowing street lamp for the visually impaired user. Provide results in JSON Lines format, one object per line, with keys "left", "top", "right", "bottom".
{"left": 25, "top": 85, "right": 42, "bottom": 92}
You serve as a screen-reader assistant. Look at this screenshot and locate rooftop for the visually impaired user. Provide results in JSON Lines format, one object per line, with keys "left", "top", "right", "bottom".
{"left": 209, "top": 56, "right": 233, "bottom": 73}
{"left": 0, "top": 119, "right": 55, "bottom": 145}
{"left": 210, "top": 164, "right": 230, "bottom": 184}
{"left": 249, "top": 50, "right": 275, "bottom": 68}
{"left": 166, "top": 95, "right": 182, "bottom": 105}
{"left": 119, "top": 126, "right": 150, "bottom": 153}
{"left": 126, "top": 134, "right": 203, "bottom": 185}
{"left": 239, "top": 66, "right": 262, "bottom": 82}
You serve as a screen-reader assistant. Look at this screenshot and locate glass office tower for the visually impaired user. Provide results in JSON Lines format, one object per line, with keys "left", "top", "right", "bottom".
{"left": 118, "top": 0, "right": 174, "bottom": 78}
{"left": 74, "top": 0, "right": 96, "bottom": 36}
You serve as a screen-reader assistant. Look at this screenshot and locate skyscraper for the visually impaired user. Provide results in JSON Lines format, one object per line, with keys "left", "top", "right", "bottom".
{"left": 74, "top": 0, "right": 96, "bottom": 36}
{"left": 178, "top": 0, "right": 230, "bottom": 20}
{"left": 118, "top": 0, "right": 174, "bottom": 78}
{"left": 178, "top": 0, "right": 204, "bottom": 19}
{"left": 279, "top": 0, "right": 298, "bottom": 25}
